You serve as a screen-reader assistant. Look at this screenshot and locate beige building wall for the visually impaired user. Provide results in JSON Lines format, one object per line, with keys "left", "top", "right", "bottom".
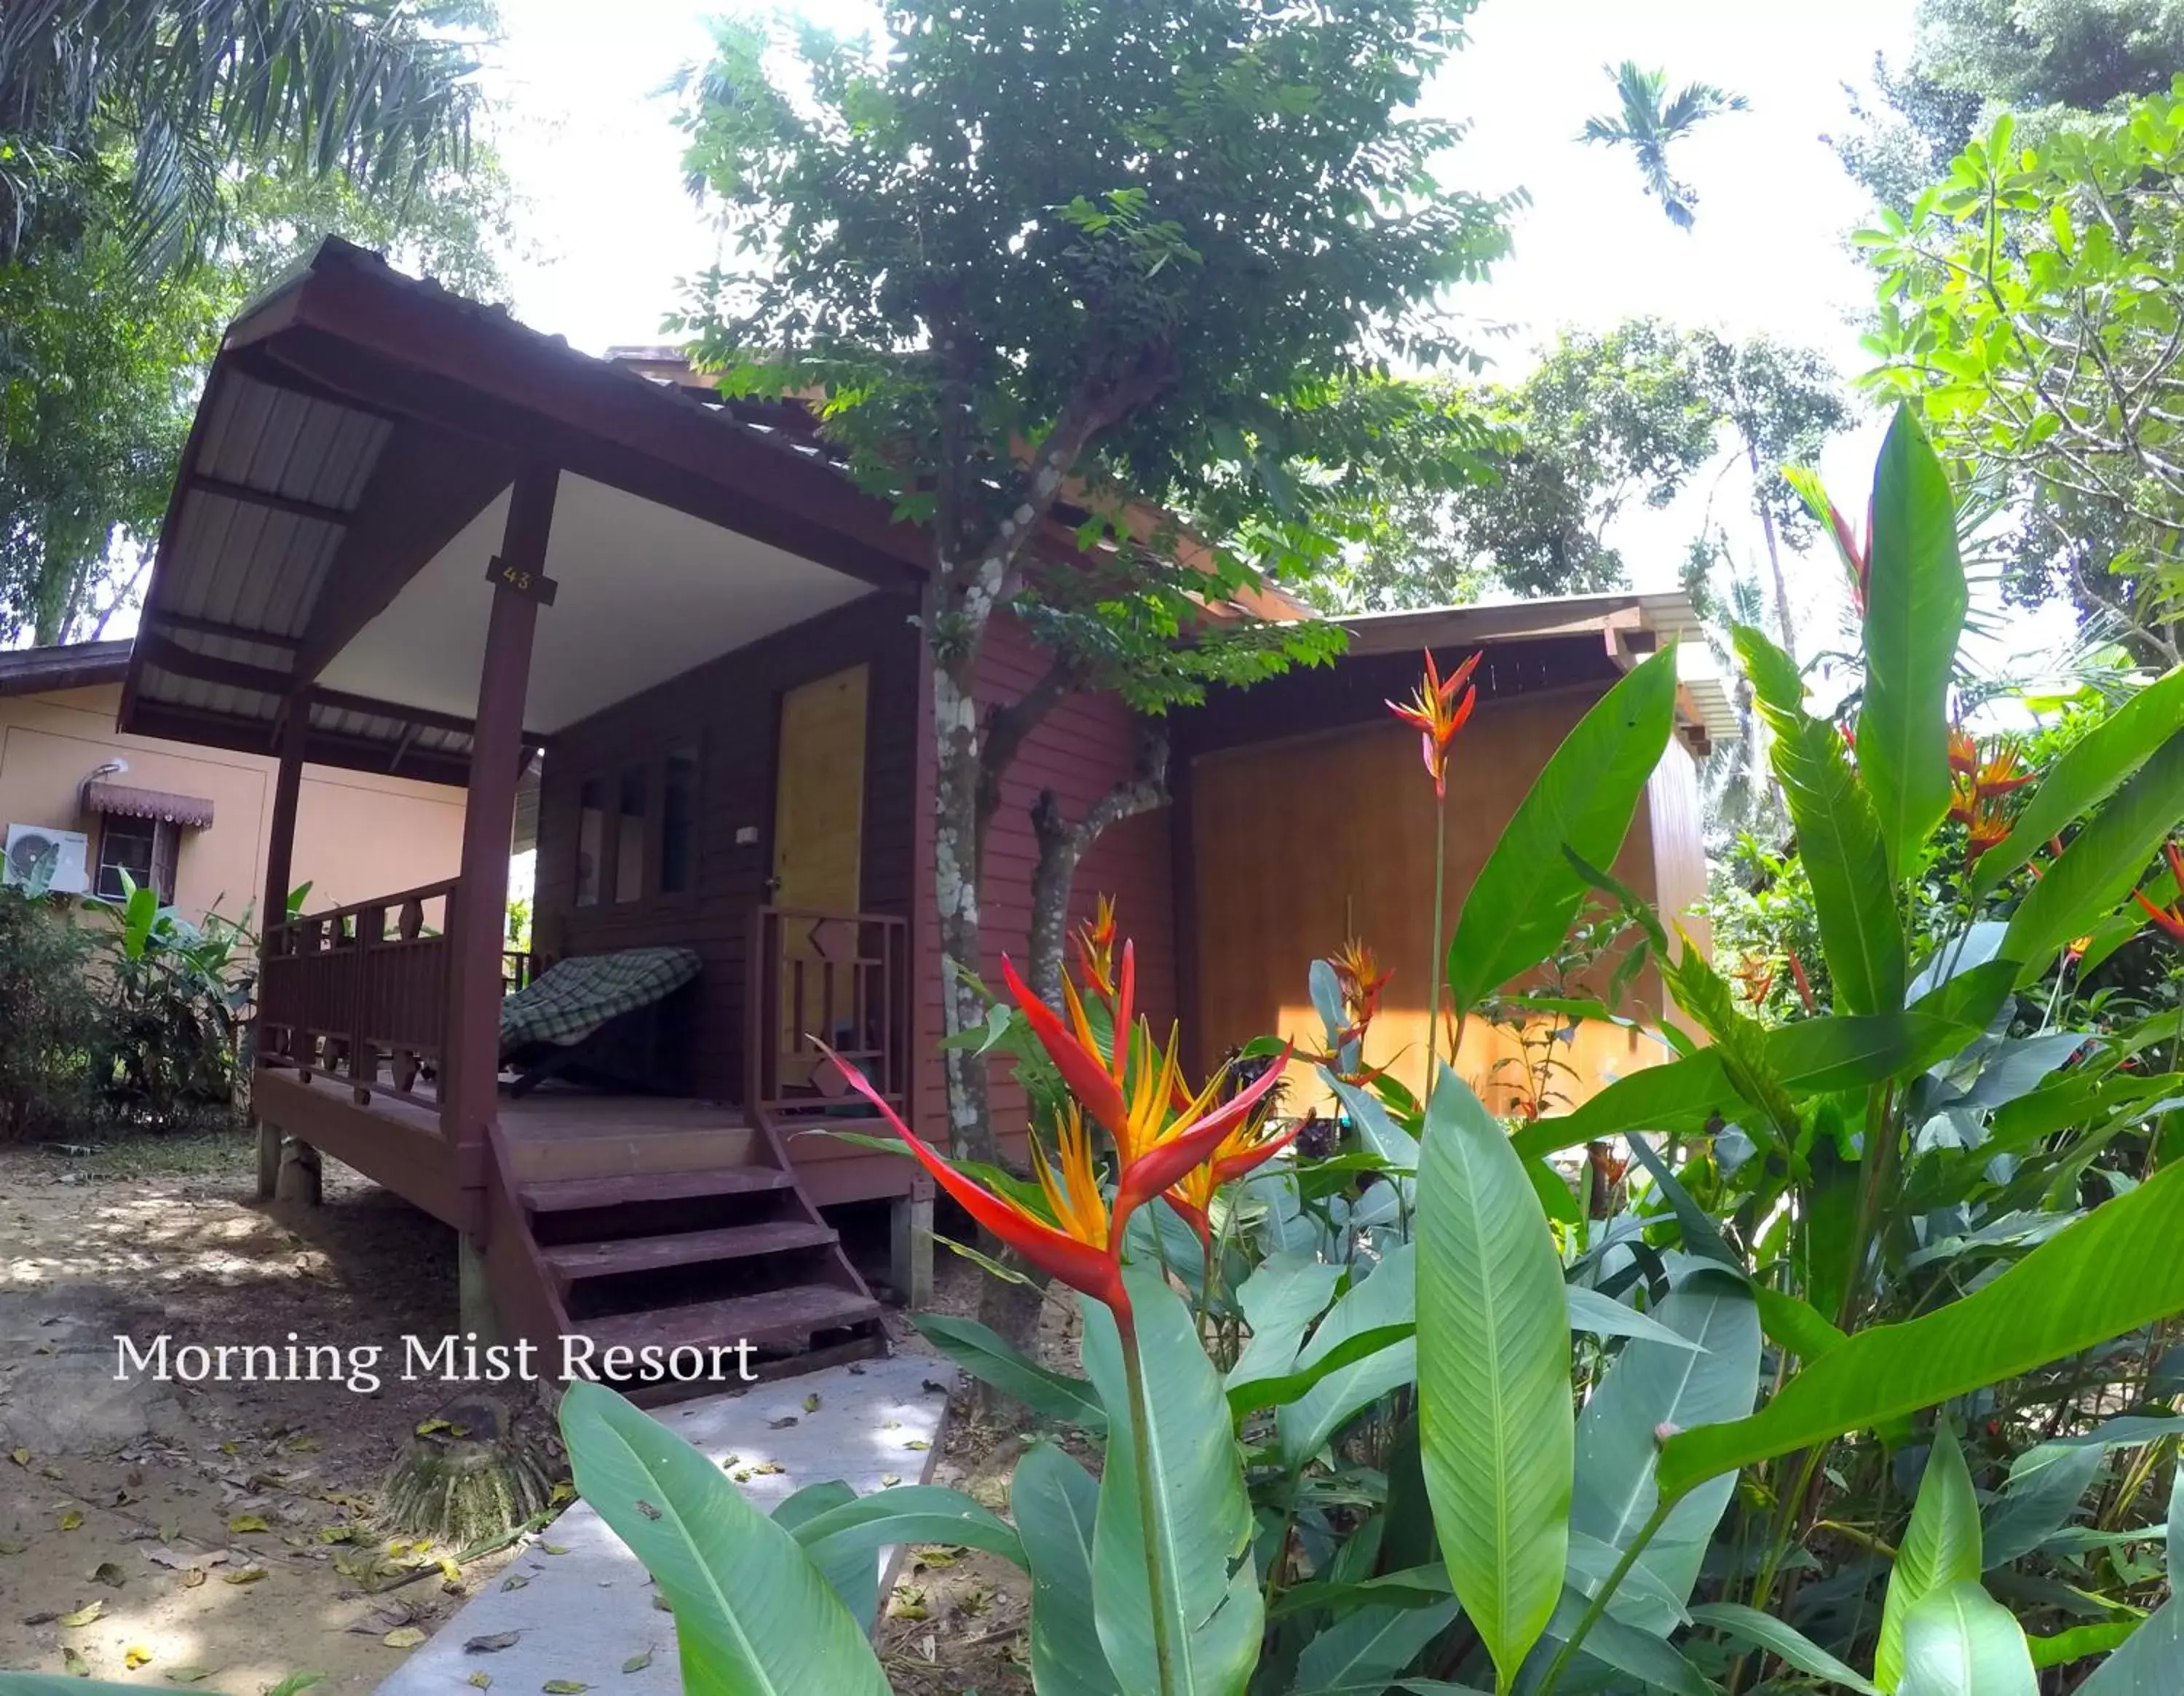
{"left": 0, "top": 682, "right": 465, "bottom": 928}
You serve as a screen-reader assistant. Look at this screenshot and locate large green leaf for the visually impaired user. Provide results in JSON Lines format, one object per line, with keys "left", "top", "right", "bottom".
{"left": 1565, "top": 1283, "right": 1706, "bottom": 1352}
{"left": 1416, "top": 1073, "right": 1573, "bottom": 1692}
{"left": 1657, "top": 1159, "right": 2184, "bottom": 1499}
{"left": 1739, "top": 623, "right": 1907, "bottom": 1015}
{"left": 773, "top": 1480, "right": 873, "bottom": 1628}
{"left": 2075, "top": 1455, "right": 2184, "bottom": 1692}
{"left": 1897, "top": 1582, "right": 2038, "bottom": 1696}
{"left": 1290, "top": 1597, "right": 1463, "bottom": 1694}
{"left": 1012, "top": 1441, "right": 1121, "bottom": 1696}
{"left": 1974, "top": 664, "right": 2184, "bottom": 892}
{"left": 1688, "top": 1601, "right": 1880, "bottom": 1694}
{"left": 1513, "top": 1052, "right": 1734, "bottom": 1160}
{"left": 1447, "top": 646, "right": 1678, "bottom": 1015}
{"left": 1083, "top": 1267, "right": 1262, "bottom": 1696}
{"left": 1571, "top": 1268, "right": 1760, "bottom": 1635}
{"left": 1859, "top": 408, "right": 1969, "bottom": 882}
{"left": 911, "top": 1312, "right": 1107, "bottom": 1434}
{"left": 1980, "top": 1443, "right": 2105, "bottom": 1569}
{"left": 560, "top": 1378, "right": 889, "bottom": 1696}
{"left": 1878, "top": 1426, "right": 1984, "bottom": 1693}
{"left": 1230, "top": 1322, "right": 1417, "bottom": 1423}
{"left": 2001, "top": 729, "right": 2184, "bottom": 982}
{"left": 1276, "top": 1248, "right": 1420, "bottom": 1471}
{"left": 790, "top": 1483, "right": 1026, "bottom": 1577}
{"left": 1225, "top": 1252, "right": 1345, "bottom": 1397}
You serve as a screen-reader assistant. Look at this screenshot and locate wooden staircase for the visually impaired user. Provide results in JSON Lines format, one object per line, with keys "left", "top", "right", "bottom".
{"left": 483, "top": 1098, "right": 887, "bottom": 1395}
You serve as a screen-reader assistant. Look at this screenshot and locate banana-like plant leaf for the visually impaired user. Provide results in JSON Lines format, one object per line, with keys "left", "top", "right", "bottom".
{"left": 1012, "top": 1441, "right": 1121, "bottom": 1696}
{"left": 1290, "top": 1597, "right": 1463, "bottom": 1695}
{"left": 1417, "top": 1072, "right": 1572, "bottom": 1689}
{"left": 1981, "top": 1443, "right": 2106, "bottom": 1569}
{"left": 1539, "top": 1586, "right": 1715, "bottom": 1696}
{"left": 1753, "top": 1286, "right": 1847, "bottom": 1366}
{"left": 1688, "top": 1601, "right": 1880, "bottom": 1694}
{"left": 1571, "top": 1268, "right": 1760, "bottom": 1634}
{"left": 911, "top": 1312, "right": 1107, "bottom": 1434}
{"left": 1276, "top": 1248, "right": 1419, "bottom": 1470}
{"left": 2001, "top": 729, "right": 2184, "bottom": 983}
{"left": 1878, "top": 1425, "right": 1984, "bottom": 1693}
{"left": 1974, "top": 665, "right": 2184, "bottom": 892}
{"left": 1225, "top": 1252, "right": 1345, "bottom": 1395}
{"left": 1082, "top": 1267, "right": 1262, "bottom": 1696}
{"left": 1513, "top": 1051, "right": 1735, "bottom": 1160}
{"left": 1230, "top": 1323, "right": 1416, "bottom": 1423}
{"left": 1626, "top": 1134, "right": 1741, "bottom": 1267}
{"left": 560, "top": 1378, "right": 889, "bottom": 1696}
{"left": 1898, "top": 1581, "right": 2038, "bottom": 1696}
{"left": 1859, "top": 408, "right": 1969, "bottom": 883}
{"left": 1657, "top": 1160, "right": 2184, "bottom": 1498}
{"left": 1447, "top": 646, "right": 1678, "bottom": 1015}
{"left": 1566, "top": 1283, "right": 1706, "bottom": 1352}
{"left": 2028, "top": 1620, "right": 2141, "bottom": 1668}
{"left": 1739, "top": 622, "right": 1907, "bottom": 1015}
{"left": 772, "top": 1481, "right": 871, "bottom": 1628}
{"left": 791, "top": 1483, "right": 1026, "bottom": 1579}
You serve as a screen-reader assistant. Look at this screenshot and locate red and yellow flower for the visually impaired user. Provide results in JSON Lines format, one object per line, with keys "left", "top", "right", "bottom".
{"left": 1166, "top": 1098, "right": 1301, "bottom": 1255}
{"left": 1948, "top": 730, "right": 2036, "bottom": 866}
{"left": 820, "top": 944, "right": 1288, "bottom": 1319}
{"left": 1075, "top": 895, "right": 1119, "bottom": 999}
{"left": 2133, "top": 839, "right": 2184, "bottom": 944}
{"left": 1329, "top": 937, "right": 1391, "bottom": 1045}
{"left": 1387, "top": 649, "right": 1482, "bottom": 797}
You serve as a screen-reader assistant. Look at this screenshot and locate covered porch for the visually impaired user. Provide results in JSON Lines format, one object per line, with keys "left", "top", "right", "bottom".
{"left": 122, "top": 237, "right": 940, "bottom": 1374}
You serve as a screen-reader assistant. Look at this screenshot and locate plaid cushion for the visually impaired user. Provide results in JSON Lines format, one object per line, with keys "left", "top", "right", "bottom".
{"left": 499, "top": 946, "right": 701, "bottom": 1052}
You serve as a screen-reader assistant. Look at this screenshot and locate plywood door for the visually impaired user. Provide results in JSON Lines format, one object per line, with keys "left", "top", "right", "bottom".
{"left": 772, "top": 665, "right": 869, "bottom": 1085}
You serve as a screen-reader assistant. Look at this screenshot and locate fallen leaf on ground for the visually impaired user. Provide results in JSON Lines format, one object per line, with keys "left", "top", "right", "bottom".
{"left": 58, "top": 1601, "right": 106, "bottom": 1628}
{"left": 500, "top": 1574, "right": 529, "bottom": 1592}
{"left": 124, "top": 1646, "right": 153, "bottom": 1669}
{"left": 163, "top": 1668, "right": 213, "bottom": 1684}
{"left": 61, "top": 1646, "right": 89, "bottom": 1677}
{"left": 463, "top": 1634, "right": 521, "bottom": 1655}
{"left": 382, "top": 1627, "right": 427, "bottom": 1649}
{"left": 542, "top": 1681, "right": 590, "bottom": 1693}
{"left": 802, "top": 1393, "right": 822, "bottom": 1413}
{"left": 58, "top": 1507, "right": 83, "bottom": 1531}
{"left": 0, "top": 1538, "right": 26, "bottom": 1555}
{"left": 9, "top": 1448, "right": 28, "bottom": 1467}
{"left": 227, "top": 1515, "right": 269, "bottom": 1534}
{"left": 651, "top": 1596, "right": 672, "bottom": 1614}
{"left": 221, "top": 1566, "right": 267, "bottom": 1585}
{"left": 902, "top": 1439, "right": 930, "bottom": 1451}
{"left": 766, "top": 1416, "right": 798, "bottom": 1430}
{"left": 180, "top": 1568, "right": 207, "bottom": 1589}
{"left": 467, "top": 1676, "right": 492, "bottom": 1691}
{"left": 621, "top": 1649, "right": 652, "bottom": 1674}
{"left": 540, "top": 1543, "right": 569, "bottom": 1556}
{"left": 90, "top": 1561, "right": 126, "bottom": 1587}
{"left": 549, "top": 1482, "right": 574, "bottom": 1505}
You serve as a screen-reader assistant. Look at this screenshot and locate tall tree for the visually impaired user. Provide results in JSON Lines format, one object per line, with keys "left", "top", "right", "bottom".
{"left": 1831, "top": 0, "right": 2184, "bottom": 207}
{"left": 0, "top": 0, "right": 488, "bottom": 271}
{"left": 1580, "top": 60, "right": 1749, "bottom": 230}
{"left": 673, "top": 0, "right": 1507, "bottom": 1315}
{"left": 1861, "top": 96, "right": 2184, "bottom": 662}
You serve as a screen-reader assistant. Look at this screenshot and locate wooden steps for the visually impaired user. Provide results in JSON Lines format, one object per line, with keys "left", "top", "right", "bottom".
{"left": 585, "top": 1284, "right": 884, "bottom": 1356}
{"left": 542, "top": 1220, "right": 838, "bottom": 1279}
{"left": 519, "top": 1166, "right": 794, "bottom": 1212}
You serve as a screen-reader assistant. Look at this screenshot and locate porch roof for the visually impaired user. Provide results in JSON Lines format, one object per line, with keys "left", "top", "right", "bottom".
{"left": 119, "top": 237, "right": 929, "bottom": 785}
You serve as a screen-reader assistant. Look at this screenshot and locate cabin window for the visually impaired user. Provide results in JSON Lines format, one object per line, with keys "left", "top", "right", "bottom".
{"left": 660, "top": 742, "right": 699, "bottom": 895}
{"left": 96, "top": 816, "right": 174, "bottom": 903}
{"left": 574, "top": 778, "right": 605, "bottom": 907}
{"left": 614, "top": 767, "right": 648, "bottom": 903}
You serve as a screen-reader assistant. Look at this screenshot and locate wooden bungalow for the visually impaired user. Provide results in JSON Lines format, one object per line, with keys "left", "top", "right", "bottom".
{"left": 119, "top": 239, "right": 1729, "bottom": 1382}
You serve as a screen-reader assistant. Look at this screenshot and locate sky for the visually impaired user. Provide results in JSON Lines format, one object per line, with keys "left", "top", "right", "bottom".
{"left": 480, "top": 0, "right": 1939, "bottom": 659}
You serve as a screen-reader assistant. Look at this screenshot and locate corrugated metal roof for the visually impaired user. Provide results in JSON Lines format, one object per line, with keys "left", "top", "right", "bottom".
{"left": 0, "top": 639, "right": 132, "bottom": 697}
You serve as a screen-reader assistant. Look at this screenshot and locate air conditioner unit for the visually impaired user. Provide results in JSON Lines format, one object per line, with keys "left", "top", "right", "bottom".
{"left": 4, "top": 824, "right": 90, "bottom": 895}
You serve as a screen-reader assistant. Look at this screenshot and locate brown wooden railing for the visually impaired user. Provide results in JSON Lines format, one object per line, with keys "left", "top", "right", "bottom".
{"left": 258, "top": 879, "right": 459, "bottom": 1109}
{"left": 748, "top": 906, "right": 908, "bottom": 1120}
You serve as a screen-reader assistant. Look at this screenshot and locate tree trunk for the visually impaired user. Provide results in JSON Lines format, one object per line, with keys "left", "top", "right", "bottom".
{"left": 1747, "top": 440, "right": 1797, "bottom": 663}
{"left": 927, "top": 571, "right": 998, "bottom": 1168}
{"left": 975, "top": 732, "right": 1172, "bottom": 1409}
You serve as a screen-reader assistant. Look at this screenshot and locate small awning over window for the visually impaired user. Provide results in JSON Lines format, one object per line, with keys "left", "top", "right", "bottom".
{"left": 83, "top": 781, "right": 214, "bottom": 830}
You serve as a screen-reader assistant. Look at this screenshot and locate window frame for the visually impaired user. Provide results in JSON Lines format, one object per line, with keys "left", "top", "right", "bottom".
{"left": 567, "top": 737, "right": 702, "bottom": 914}
{"left": 95, "top": 815, "right": 175, "bottom": 903}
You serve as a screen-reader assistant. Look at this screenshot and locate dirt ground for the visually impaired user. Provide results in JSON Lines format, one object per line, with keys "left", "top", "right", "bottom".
{"left": 0, "top": 1128, "right": 1073, "bottom": 1696}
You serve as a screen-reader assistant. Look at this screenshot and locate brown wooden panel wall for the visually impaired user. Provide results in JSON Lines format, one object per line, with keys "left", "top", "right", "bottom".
{"left": 531, "top": 592, "right": 919, "bottom": 1103}
{"left": 911, "top": 611, "right": 1181, "bottom": 1146}
{"left": 1184, "top": 682, "right": 1687, "bottom": 1117}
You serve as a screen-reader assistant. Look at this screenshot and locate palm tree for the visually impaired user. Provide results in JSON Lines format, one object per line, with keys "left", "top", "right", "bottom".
{"left": 0, "top": 0, "right": 488, "bottom": 270}
{"left": 1580, "top": 60, "right": 1749, "bottom": 231}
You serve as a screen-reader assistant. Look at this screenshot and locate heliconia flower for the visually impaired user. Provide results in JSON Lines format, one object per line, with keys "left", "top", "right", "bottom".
{"left": 2132, "top": 840, "right": 2184, "bottom": 944}
{"left": 1947, "top": 726, "right": 1979, "bottom": 778}
{"left": 1166, "top": 1101, "right": 1303, "bottom": 1254}
{"left": 1075, "top": 895, "right": 1119, "bottom": 1000}
{"left": 1966, "top": 793, "right": 2014, "bottom": 867}
{"left": 1329, "top": 936, "right": 1391, "bottom": 1039}
{"left": 1387, "top": 649, "right": 1483, "bottom": 798}
{"left": 1977, "top": 745, "right": 2034, "bottom": 795}
{"left": 1787, "top": 950, "right": 1816, "bottom": 1014}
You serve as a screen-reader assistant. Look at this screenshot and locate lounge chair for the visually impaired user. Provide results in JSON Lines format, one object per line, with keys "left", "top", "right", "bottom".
{"left": 498, "top": 945, "right": 701, "bottom": 1097}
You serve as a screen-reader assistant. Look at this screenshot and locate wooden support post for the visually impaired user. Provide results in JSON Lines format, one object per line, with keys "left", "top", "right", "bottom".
{"left": 256, "top": 700, "right": 309, "bottom": 1201}
{"left": 890, "top": 1172, "right": 935, "bottom": 1308}
{"left": 441, "top": 466, "right": 557, "bottom": 1243}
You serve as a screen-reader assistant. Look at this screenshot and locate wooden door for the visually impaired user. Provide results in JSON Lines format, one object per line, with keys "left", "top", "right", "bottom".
{"left": 770, "top": 665, "right": 869, "bottom": 1088}
{"left": 772, "top": 665, "right": 869, "bottom": 912}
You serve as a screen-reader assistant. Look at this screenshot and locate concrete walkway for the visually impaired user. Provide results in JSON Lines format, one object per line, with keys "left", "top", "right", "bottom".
{"left": 378, "top": 1352, "right": 951, "bottom": 1695}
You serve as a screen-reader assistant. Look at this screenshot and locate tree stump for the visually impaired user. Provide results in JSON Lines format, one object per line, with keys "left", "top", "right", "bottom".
{"left": 274, "top": 1138, "right": 321, "bottom": 1205}
{"left": 378, "top": 1390, "right": 558, "bottom": 1548}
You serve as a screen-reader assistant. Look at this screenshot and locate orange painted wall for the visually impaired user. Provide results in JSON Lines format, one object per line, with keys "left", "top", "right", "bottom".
{"left": 0, "top": 683, "right": 466, "bottom": 927}
{"left": 1185, "top": 685, "right": 1707, "bottom": 1117}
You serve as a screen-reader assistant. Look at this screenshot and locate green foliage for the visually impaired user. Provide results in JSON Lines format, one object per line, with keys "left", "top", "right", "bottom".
{"left": 0, "top": 882, "right": 98, "bottom": 1136}
{"left": 1861, "top": 88, "right": 2184, "bottom": 659}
